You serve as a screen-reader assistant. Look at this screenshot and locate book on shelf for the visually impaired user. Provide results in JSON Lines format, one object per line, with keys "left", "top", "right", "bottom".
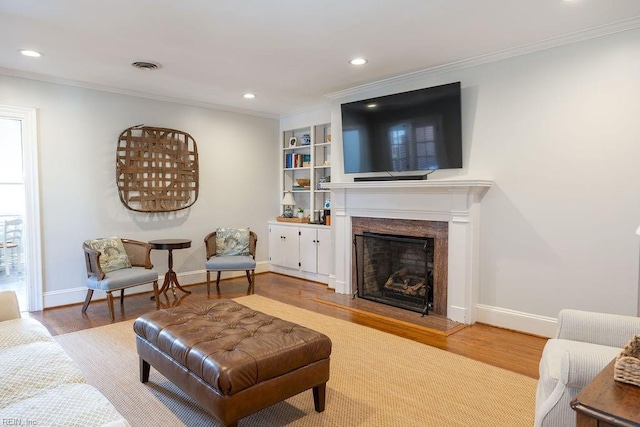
{"left": 285, "top": 154, "right": 311, "bottom": 169}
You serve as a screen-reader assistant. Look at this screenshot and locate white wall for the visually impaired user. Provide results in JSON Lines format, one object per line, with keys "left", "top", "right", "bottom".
{"left": 0, "top": 75, "right": 279, "bottom": 307}
{"left": 280, "top": 108, "right": 331, "bottom": 133}
{"left": 318, "top": 29, "right": 640, "bottom": 334}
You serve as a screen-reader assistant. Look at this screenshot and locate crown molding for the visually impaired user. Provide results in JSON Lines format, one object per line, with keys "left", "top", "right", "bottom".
{"left": 324, "top": 16, "right": 640, "bottom": 101}
{"left": 0, "top": 68, "right": 280, "bottom": 120}
{"left": 279, "top": 101, "right": 332, "bottom": 121}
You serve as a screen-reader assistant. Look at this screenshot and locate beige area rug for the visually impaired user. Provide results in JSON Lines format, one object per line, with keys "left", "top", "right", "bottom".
{"left": 55, "top": 295, "right": 536, "bottom": 426}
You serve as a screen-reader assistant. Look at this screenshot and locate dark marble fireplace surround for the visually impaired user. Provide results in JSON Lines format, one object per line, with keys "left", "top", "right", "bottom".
{"left": 351, "top": 217, "right": 449, "bottom": 316}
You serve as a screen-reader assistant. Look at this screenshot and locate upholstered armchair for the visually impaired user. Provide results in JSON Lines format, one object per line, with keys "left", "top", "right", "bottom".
{"left": 82, "top": 237, "right": 160, "bottom": 321}
{"left": 204, "top": 228, "right": 257, "bottom": 295}
{"left": 535, "top": 309, "right": 640, "bottom": 427}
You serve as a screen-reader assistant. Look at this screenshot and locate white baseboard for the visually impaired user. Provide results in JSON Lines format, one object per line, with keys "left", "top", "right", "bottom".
{"left": 476, "top": 304, "right": 557, "bottom": 338}
{"left": 269, "top": 265, "right": 330, "bottom": 284}
{"left": 326, "top": 274, "right": 336, "bottom": 290}
{"left": 447, "top": 305, "right": 468, "bottom": 325}
{"left": 44, "top": 286, "right": 92, "bottom": 308}
{"left": 43, "top": 261, "right": 270, "bottom": 309}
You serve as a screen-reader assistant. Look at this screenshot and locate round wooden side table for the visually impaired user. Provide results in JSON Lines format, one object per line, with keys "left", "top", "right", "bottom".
{"left": 149, "top": 239, "right": 192, "bottom": 297}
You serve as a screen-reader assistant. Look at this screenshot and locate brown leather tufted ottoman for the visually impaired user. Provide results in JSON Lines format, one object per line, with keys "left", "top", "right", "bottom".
{"left": 133, "top": 299, "right": 332, "bottom": 427}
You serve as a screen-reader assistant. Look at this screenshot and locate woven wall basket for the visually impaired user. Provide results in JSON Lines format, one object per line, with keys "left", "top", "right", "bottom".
{"left": 116, "top": 125, "right": 199, "bottom": 213}
{"left": 614, "top": 334, "right": 640, "bottom": 387}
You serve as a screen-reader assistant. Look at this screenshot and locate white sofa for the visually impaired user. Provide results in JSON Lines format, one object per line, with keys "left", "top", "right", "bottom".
{"left": 0, "top": 290, "right": 129, "bottom": 427}
{"left": 534, "top": 308, "right": 640, "bottom": 427}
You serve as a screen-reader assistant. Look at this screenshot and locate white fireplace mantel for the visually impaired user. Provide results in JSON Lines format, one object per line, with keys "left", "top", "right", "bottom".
{"left": 324, "top": 179, "right": 492, "bottom": 324}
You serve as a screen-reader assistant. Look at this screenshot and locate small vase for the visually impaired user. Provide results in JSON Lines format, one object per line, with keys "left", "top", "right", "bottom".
{"left": 297, "top": 212, "right": 304, "bottom": 219}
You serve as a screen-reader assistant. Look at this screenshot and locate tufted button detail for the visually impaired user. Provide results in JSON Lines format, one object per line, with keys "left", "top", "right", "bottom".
{"left": 134, "top": 299, "right": 332, "bottom": 397}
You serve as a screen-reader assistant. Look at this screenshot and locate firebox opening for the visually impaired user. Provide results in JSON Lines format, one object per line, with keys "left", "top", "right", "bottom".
{"left": 354, "top": 232, "right": 434, "bottom": 316}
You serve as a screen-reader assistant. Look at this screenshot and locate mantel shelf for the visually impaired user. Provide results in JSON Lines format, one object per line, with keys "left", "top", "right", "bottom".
{"left": 323, "top": 179, "right": 493, "bottom": 192}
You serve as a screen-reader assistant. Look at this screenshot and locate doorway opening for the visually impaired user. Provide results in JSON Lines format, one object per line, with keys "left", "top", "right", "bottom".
{"left": 0, "top": 106, "right": 42, "bottom": 312}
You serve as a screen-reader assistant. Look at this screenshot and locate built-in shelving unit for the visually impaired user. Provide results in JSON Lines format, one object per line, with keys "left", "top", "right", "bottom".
{"left": 273, "top": 123, "right": 332, "bottom": 284}
{"left": 281, "top": 123, "right": 331, "bottom": 218}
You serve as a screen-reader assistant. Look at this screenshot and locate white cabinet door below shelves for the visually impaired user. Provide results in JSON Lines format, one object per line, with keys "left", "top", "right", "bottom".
{"left": 269, "top": 224, "right": 299, "bottom": 270}
{"left": 299, "top": 228, "right": 318, "bottom": 274}
{"left": 299, "top": 227, "right": 332, "bottom": 275}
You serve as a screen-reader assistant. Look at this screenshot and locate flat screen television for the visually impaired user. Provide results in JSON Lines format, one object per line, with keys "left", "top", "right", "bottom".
{"left": 341, "top": 82, "right": 462, "bottom": 177}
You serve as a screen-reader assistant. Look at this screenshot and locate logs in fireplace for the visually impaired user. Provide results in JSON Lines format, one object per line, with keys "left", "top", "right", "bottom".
{"left": 354, "top": 232, "right": 434, "bottom": 316}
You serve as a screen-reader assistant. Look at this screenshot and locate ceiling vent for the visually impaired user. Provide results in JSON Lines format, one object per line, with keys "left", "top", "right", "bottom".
{"left": 131, "top": 61, "right": 161, "bottom": 70}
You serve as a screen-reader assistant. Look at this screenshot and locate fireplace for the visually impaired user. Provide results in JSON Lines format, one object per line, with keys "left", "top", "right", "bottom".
{"left": 354, "top": 232, "right": 434, "bottom": 315}
{"left": 326, "top": 179, "right": 491, "bottom": 324}
{"left": 351, "top": 217, "right": 448, "bottom": 316}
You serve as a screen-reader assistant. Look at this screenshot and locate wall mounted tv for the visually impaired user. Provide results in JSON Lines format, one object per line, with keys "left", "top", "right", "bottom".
{"left": 341, "top": 82, "right": 462, "bottom": 178}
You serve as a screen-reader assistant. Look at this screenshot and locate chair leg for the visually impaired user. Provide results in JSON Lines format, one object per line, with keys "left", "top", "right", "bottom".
{"left": 216, "top": 271, "right": 222, "bottom": 294}
{"left": 206, "top": 271, "right": 211, "bottom": 296}
{"left": 81, "top": 289, "right": 94, "bottom": 313}
{"left": 246, "top": 270, "right": 255, "bottom": 295}
{"left": 120, "top": 289, "right": 125, "bottom": 305}
{"left": 106, "top": 291, "right": 115, "bottom": 322}
{"left": 3, "top": 245, "right": 9, "bottom": 276}
{"left": 152, "top": 280, "right": 160, "bottom": 310}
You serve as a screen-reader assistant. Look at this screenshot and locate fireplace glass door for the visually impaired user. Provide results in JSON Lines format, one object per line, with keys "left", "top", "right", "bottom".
{"left": 354, "top": 232, "right": 434, "bottom": 315}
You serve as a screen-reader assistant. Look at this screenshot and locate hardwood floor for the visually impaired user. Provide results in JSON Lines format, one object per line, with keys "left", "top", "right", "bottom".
{"left": 28, "top": 272, "right": 547, "bottom": 379}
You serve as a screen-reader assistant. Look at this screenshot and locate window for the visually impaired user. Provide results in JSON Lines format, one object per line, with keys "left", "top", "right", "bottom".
{"left": 389, "top": 120, "right": 440, "bottom": 171}
{"left": 415, "top": 124, "right": 437, "bottom": 170}
{"left": 389, "top": 124, "right": 409, "bottom": 171}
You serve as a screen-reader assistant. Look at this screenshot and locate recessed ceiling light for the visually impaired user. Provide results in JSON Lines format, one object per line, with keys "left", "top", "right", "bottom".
{"left": 350, "top": 58, "right": 367, "bottom": 66}
{"left": 243, "top": 93, "right": 256, "bottom": 99}
{"left": 366, "top": 103, "right": 377, "bottom": 108}
{"left": 19, "top": 50, "right": 43, "bottom": 58}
